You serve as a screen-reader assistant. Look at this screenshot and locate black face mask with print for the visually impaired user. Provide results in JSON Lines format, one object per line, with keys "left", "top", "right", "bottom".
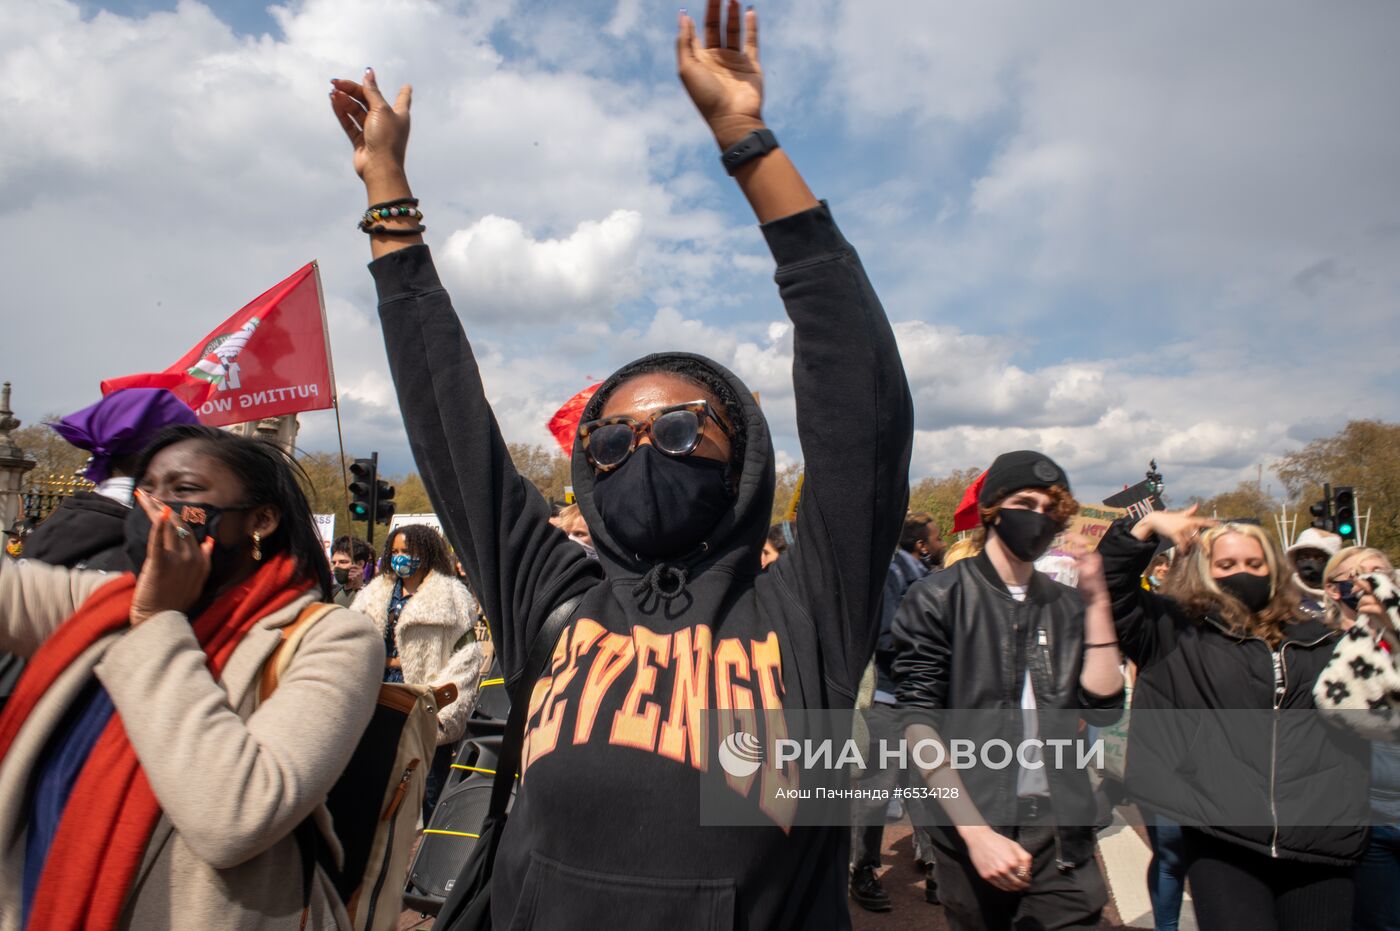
{"left": 124, "top": 500, "right": 242, "bottom": 582}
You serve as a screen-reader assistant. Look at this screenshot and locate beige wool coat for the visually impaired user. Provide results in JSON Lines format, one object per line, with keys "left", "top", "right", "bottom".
{"left": 0, "top": 558, "right": 384, "bottom": 930}
{"left": 351, "top": 570, "right": 491, "bottom": 745}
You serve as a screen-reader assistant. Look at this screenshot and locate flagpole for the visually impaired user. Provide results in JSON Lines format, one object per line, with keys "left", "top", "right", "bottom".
{"left": 312, "top": 262, "right": 352, "bottom": 521}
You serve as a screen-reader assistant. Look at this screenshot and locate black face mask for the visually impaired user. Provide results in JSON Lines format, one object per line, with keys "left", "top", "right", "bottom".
{"left": 1294, "top": 556, "right": 1326, "bottom": 589}
{"left": 1335, "top": 579, "right": 1362, "bottom": 611}
{"left": 918, "top": 542, "right": 944, "bottom": 570}
{"left": 125, "top": 500, "right": 242, "bottom": 581}
{"left": 592, "top": 445, "right": 733, "bottom": 561}
{"left": 333, "top": 567, "right": 352, "bottom": 586}
{"left": 993, "top": 508, "right": 1059, "bottom": 563}
{"left": 1216, "top": 571, "right": 1273, "bottom": 614}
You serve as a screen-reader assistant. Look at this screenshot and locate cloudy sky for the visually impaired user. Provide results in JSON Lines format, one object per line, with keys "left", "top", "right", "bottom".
{"left": 3, "top": 0, "right": 1397, "bottom": 503}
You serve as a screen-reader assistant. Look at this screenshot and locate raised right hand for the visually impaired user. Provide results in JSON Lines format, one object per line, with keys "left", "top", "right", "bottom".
{"left": 329, "top": 68, "right": 413, "bottom": 182}
{"left": 961, "top": 825, "right": 1033, "bottom": 892}
{"left": 130, "top": 490, "right": 215, "bottom": 626}
{"left": 1132, "top": 504, "right": 1217, "bottom": 552}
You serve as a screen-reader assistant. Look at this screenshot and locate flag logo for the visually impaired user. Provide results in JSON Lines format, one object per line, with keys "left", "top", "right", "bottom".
{"left": 101, "top": 263, "right": 333, "bottom": 427}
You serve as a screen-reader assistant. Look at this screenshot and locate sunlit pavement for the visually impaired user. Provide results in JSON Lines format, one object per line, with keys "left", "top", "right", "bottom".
{"left": 396, "top": 807, "right": 1198, "bottom": 930}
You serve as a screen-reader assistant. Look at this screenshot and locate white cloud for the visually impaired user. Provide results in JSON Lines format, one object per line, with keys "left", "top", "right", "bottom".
{"left": 3, "top": 0, "right": 1396, "bottom": 506}
{"left": 438, "top": 210, "right": 644, "bottom": 323}
{"left": 895, "top": 321, "right": 1113, "bottom": 430}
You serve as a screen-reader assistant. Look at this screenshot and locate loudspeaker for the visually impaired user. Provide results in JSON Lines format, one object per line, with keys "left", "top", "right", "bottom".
{"left": 403, "top": 731, "right": 510, "bottom": 915}
{"left": 474, "top": 657, "right": 511, "bottom": 721}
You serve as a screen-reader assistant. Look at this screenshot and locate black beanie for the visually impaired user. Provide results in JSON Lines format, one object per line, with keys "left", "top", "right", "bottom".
{"left": 978, "top": 450, "right": 1070, "bottom": 508}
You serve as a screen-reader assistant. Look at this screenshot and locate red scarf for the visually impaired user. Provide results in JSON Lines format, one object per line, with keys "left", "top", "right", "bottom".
{"left": 0, "top": 553, "right": 309, "bottom": 931}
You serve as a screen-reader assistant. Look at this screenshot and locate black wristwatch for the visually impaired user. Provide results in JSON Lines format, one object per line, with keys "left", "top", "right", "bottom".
{"left": 721, "top": 129, "right": 779, "bottom": 175}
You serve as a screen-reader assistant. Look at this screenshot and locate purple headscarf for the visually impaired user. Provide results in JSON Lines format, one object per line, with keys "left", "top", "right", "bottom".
{"left": 49, "top": 388, "right": 200, "bottom": 483}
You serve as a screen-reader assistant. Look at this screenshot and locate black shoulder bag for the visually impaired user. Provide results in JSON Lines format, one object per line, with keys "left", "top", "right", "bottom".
{"left": 436, "top": 593, "right": 583, "bottom": 931}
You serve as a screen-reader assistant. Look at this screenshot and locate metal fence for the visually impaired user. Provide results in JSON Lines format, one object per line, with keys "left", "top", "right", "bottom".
{"left": 22, "top": 474, "right": 95, "bottom": 523}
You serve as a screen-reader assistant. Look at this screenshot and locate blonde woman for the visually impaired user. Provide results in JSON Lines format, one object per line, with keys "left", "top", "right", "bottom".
{"left": 1098, "top": 509, "right": 1370, "bottom": 931}
{"left": 1314, "top": 547, "right": 1400, "bottom": 931}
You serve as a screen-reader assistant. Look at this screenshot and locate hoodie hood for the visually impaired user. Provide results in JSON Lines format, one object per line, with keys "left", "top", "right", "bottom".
{"left": 572, "top": 352, "right": 775, "bottom": 584}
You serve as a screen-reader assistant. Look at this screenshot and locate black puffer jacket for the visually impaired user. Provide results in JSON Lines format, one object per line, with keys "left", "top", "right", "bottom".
{"left": 1098, "top": 519, "right": 1369, "bottom": 866}
{"left": 892, "top": 552, "right": 1124, "bottom": 867}
{"left": 21, "top": 492, "right": 129, "bottom": 571}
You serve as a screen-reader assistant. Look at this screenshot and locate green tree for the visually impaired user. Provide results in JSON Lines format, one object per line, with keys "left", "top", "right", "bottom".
{"left": 294, "top": 451, "right": 358, "bottom": 542}
{"left": 12, "top": 417, "right": 90, "bottom": 483}
{"left": 771, "top": 463, "right": 803, "bottom": 523}
{"left": 387, "top": 472, "right": 435, "bottom": 516}
{"left": 1186, "top": 479, "right": 1280, "bottom": 531}
{"left": 294, "top": 444, "right": 572, "bottom": 551}
{"left": 768, "top": 464, "right": 983, "bottom": 533}
{"left": 507, "top": 443, "right": 572, "bottom": 504}
{"left": 908, "top": 467, "right": 984, "bottom": 537}
{"left": 1275, "top": 419, "right": 1400, "bottom": 555}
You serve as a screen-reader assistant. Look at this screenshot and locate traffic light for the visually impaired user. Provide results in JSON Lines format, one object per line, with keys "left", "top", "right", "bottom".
{"left": 375, "top": 478, "right": 396, "bottom": 525}
{"left": 1332, "top": 486, "right": 1357, "bottom": 544}
{"left": 348, "top": 453, "right": 395, "bottom": 544}
{"left": 1309, "top": 495, "right": 1332, "bottom": 532}
{"left": 349, "top": 457, "right": 376, "bottom": 522}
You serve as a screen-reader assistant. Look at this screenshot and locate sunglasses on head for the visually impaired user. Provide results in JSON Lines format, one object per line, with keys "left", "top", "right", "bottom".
{"left": 579, "top": 400, "right": 733, "bottom": 472}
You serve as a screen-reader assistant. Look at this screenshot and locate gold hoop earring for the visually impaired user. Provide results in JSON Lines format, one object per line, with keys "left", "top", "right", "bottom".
{"left": 251, "top": 531, "right": 262, "bottom": 562}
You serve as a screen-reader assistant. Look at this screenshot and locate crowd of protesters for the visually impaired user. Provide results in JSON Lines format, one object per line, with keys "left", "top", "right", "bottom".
{"left": 0, "top": 3, "right": 1397, "bottom": 931}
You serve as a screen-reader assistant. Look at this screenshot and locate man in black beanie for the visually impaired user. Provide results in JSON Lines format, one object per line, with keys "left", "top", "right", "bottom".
{"left": 891, "top": 451, "right": 1126, "bottom": 931}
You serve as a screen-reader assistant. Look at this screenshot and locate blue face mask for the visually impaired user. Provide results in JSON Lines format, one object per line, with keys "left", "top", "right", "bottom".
{"left": 390, "top": 553, "right": 421, "bottom": 578}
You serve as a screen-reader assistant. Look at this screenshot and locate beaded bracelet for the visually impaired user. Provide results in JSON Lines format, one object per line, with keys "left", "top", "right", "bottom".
{"left": 359, "top": 206, "right": 424, "bottom": 231}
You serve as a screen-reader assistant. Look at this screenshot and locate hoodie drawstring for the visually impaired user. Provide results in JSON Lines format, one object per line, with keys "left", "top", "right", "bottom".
{"left": 633, "top": 563, "right": 690, "bottom": 603}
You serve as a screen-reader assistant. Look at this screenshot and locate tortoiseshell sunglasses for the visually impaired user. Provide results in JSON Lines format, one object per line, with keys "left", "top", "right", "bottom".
{"left": 578, "top": 400, "right": 733, "bottom": 472}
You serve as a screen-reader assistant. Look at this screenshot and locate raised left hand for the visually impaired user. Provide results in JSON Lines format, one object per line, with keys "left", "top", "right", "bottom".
{"left": 677, "top": 0, "right": 764, "bottom": 147}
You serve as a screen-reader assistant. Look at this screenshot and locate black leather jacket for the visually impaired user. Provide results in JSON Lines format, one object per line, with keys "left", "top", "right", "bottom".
{"left": 891, "top": 552, "right": 1124, "bottom": 866}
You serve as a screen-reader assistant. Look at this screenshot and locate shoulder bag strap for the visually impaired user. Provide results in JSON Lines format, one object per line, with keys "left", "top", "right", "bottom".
{"left": 485, "top": 593, "right": 585, "bottom": 818}
{"left": 259, "top": 601, "right": 338, "bottom": 702}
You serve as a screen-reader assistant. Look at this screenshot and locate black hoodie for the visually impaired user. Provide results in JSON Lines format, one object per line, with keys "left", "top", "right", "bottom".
{"left": 372, "top": 204, "right": 913, "bottom": 930}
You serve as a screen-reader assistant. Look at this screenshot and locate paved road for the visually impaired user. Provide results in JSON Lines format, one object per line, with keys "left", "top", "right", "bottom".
{"left": 398, "top": 806, "right": 1198, "bottom": 930}
{"left": 849, "top": 810, "right": 1197, "bottom": 931}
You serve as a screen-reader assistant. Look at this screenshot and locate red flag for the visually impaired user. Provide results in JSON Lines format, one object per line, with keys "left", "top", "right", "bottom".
{"left": 101, "top": 263, "right": 333, "bottom": 427}
{"left": 547, "top": 383, "right": 602, "bottom": 457}
{"left": 952, "top": 469, "right": 989, "bottom": 533}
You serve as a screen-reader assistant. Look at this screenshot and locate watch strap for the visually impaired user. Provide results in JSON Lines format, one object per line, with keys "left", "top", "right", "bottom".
{"left": 721, "top": 128, "right": 779, "bottom": 175}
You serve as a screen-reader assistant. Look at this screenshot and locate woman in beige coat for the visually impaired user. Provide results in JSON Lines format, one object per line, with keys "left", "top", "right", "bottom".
{"left": 352, "top": 523, "right": 490, "bottom": 821}
{"left": 0, "top": 425, "right": 382, "bottom": 930}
